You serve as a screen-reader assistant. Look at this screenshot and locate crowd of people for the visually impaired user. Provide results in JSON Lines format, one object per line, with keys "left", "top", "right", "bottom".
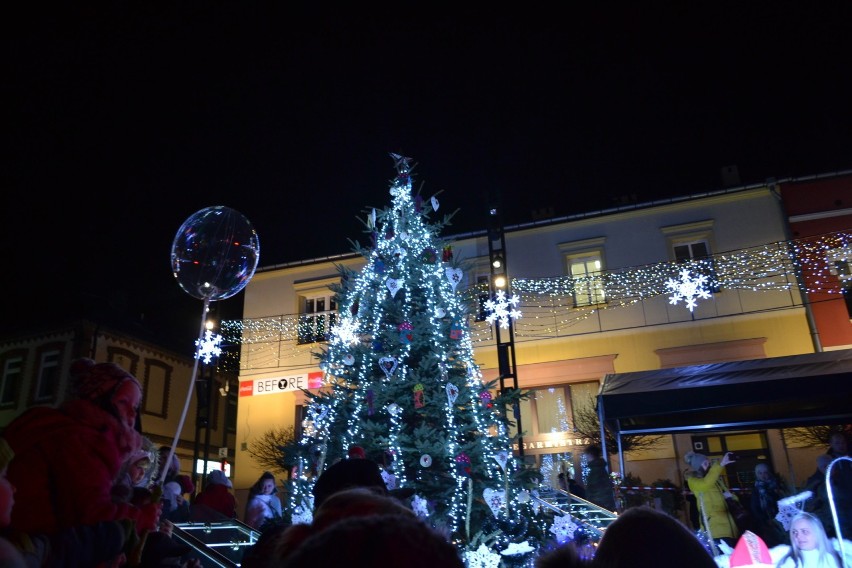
{"left": 0, "top": 357, "right": 849, "bottom": 567}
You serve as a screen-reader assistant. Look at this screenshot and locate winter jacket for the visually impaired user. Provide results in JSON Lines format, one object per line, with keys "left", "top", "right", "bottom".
{"left": 686, "top": 463, "right": 739, "bottom": 541}
{"left": 584, "top": 457, "right": 616, "bottom": 510}
{"left": 244, "top": 493, "right": 283, "bottom": 529}
{"left": 3, "top": 400, "right": 160, "bottom": 537}
{"left": 192, "top": 484, "right": 237, "bottom": 520}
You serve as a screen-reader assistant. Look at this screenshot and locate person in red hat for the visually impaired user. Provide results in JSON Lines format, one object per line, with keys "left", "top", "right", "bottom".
{"left": 3, "top": 358, "right": 161, "bottom": 539}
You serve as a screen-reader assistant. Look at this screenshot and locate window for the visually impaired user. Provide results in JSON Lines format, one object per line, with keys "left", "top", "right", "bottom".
{"left": 297, "top": 293, "right": 338, "bottom": 344}
{"left": 569, "top": 255, "right": 606, "bottom": 307}
{"left": 33, "top": 346, "right": 63, "bottom": 404}
{"left": 0, "top": 352, "right": 25, "bottom": 407}
{"left": 558, "top": 237, "right": 607, "bottom": 308}
{"left": 142, "top": 359, "right": 171, "bottom": 418}
{"left": 663, "top": 220, "right": 719, "bottom": 293}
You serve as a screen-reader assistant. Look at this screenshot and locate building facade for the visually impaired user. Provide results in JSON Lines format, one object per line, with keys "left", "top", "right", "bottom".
{"left": 231, "top": 174, "right": 851, "bottom": 509}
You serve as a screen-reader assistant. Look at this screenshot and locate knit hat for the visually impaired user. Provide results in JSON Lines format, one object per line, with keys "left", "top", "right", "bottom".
{"left": 685, "top": 451, "right": 708, "bottom": 471}
{"left": 729, "top": 531, "right": 773, "bottom": 567}
{"left": 0, "top": 437, "right": 14, "bottom": 471}
{"left": 208, "top": 469, "right": 232, "bottom": 488}
{"left": 176, "top": 474, "right": 195, "bottom": 495}
{"left": 69, "top": 358, "right": 142, "bottom": 403}
{"left": 312, "top": 457, "right": 388, "bottom": 509}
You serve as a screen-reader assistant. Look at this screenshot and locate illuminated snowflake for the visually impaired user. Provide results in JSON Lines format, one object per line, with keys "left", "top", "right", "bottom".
{"left": 411, "top": 494, "right": 430, "bottom": 518}
{"left": 194, "top": 330, "right": 223, "bottom": 364}
{"left": 665, "top": 268, "right": 712, "bottom": 312}
{"left": 549, "top": 514, "right": 579, "bottom": 544}
{"left": 465, "top": 544, "right": 501, "bottom": 568}
{"left": 484, "top": 290, "right": 522, "bottom": 328}
{"left": 330, "top": 316, "right": 359, "bottom": 345}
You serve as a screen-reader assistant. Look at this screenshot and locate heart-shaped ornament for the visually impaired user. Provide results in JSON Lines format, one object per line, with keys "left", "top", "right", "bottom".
{"left": 483, "top": 488, "right": 506, "bottom": 518}
{"left": 446, "top": 383, "right": 459, "bottom": 405}
{"left": 445, "top": 268, "right": 463, "bottom": 290}
{"left": 493, "top": 451, "right": 508, "bottom": 471}
{"left": 386, "top": 278, "right": 402, "bottom": 297}
{"left": 379, "top": 356, "right": 398, "bottom": 378}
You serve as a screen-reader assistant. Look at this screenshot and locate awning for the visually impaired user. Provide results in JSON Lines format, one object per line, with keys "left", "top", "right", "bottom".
{"left": 597, "top": 349, "right": 852, "bottom": 436}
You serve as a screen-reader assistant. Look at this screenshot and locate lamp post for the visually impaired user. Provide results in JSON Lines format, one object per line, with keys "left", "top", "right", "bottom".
{"left": 488, "top": 208, "right": 524, "bottom": 457}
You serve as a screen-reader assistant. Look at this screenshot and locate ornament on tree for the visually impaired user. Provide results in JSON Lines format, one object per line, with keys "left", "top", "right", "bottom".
{"left": 421, "top": 247, "right": 438, "bottom": 263}
{"left": 501, "top": 542, "right": 535, "bottom": 556}
{"left": 483, "top": 487, "right": 506, "bottom": 517}
{"left": 549, "top": 514, "right": 579, "bottom": 544}
{"left": 431, "top": 195, "right": 439, "bottom": 211}
{"left": 342, "top": 354, "right": 355, "bottom": 366}
{"left": 419, "top": 454, "right": 432, "bottom": 467}
{"left": 366, "top": 389, "right": 374, "bottom": 415}
{"left": 398, "top": 321, "right": 413, "bottom": 344}
{"left": 386, "top": 277, "right": 402, "bottom": 297}
{"left": 399, "top": 230, "right": 409, "bottom": 241}
{"left": 450, "top": 319, "right": 463, "bottom": 340}
{"left": 493, "top": 450, "right": 508, "bottom": 471}
{"left": 445, "top": 267, "right": 463, "bottom": 290}
{"left": 479, "top": 391, "right": 493, "bottom": 409}
{"left": 413, "top": 383, "right": 424, "bottom": 408}
{"left": 375, "top": 257, "right": 385, "bottom": 273}
{"left": 412, "top": 494, "right": 430, "bottom": 517}
{"left": 455, "top": 453, "right": 472, "bottom": 476}
{"left": 393, "top": 247, "right": 406, "bottom": 260}
{"left": 446, "top": 383, "right": 459, "bottom": 405}
{"left": 442, "top": 245, "right": 453, "bottom": 262}
{"left": 371, "top": 338, "right": 385, "bottom": 352}
{"left": 386, "top": 402, "right": 401, "bottom": 417}
{"left": 378, "top": 357, "right": 398, "bottom": 378}
{"left": 466, "top": 544, "right": 501, "bottom": 568}
{"left": 435, "top": 306, "right": 446, "bottom": 318}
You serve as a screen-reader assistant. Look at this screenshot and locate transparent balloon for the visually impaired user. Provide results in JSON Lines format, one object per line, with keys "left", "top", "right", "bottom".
{"left": 171, "top": 206, "right": 260, "bottom": 301}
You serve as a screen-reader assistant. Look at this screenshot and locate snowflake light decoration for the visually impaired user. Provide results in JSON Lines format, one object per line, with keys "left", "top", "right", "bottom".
{"left": 549, "top": 514, "right": 579, "bottom": 544}
{"left": 484, "top": 290, "right": 522, "bottom": 328}
{"left": 330, "top": 316, "right": 359, "bottom": 345}
{"left": 194, "top": 330, "right": 223, "bottom": 364}
{"left": 666, "top": 268, "right": 712, "bottom": 312}
{"left": 465, "top": 544, "right": 501, "bottom": 568}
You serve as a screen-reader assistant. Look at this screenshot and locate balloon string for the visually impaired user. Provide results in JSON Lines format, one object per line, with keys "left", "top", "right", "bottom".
{"left": 157, "top": 297, "right": 210, "bottom": 488}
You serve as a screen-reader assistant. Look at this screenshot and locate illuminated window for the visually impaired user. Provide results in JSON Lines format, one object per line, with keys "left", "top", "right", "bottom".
{"left": 558, "top": 237, "right": 608, "bottom": 309}
{"left": 298, "top": 293, "right": 337, "bottom": 344}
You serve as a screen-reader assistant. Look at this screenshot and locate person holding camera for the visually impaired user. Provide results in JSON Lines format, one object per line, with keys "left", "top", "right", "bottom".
{"left": 685, "top": 450, "right": 740, "bottom": 553}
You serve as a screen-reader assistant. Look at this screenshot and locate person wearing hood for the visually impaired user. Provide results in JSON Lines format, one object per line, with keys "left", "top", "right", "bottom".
{"left": 192, "top": 470, "right": 237, "bottom": 521}
{"left": 3, "top": 358, "right": 161, "bottom": 539}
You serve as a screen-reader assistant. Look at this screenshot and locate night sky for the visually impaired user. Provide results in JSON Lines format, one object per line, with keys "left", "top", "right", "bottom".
{"left": 4, "top": 5, "right": 851, "bottom": 349}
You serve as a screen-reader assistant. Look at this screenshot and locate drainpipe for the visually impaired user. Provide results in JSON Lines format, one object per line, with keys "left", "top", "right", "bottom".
{"left": 770, "top": 181, "right": 822, "bottom": 352}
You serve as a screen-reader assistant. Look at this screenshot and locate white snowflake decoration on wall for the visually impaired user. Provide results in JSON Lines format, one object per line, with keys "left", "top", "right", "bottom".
{"left": 666, "top": 268, "right": 712, "bottom": 312}
{"left": 195, "top": 330, "right": 223, "bottom": 364}
{"left": 484, "top": 290, "right": 522, "bottom": 328}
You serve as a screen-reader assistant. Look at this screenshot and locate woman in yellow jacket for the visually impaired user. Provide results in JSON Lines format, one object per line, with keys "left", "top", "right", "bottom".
{"left": 685, "top": 450, "right": 740, "bottom": 552}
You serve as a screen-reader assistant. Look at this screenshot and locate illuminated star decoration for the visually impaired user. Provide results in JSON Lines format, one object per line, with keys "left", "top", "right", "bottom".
{"left": 195, "top": 330, "right": 223, "bottom": 364}
{"left": 484, "top": 289, "right": 522, "bottom": 328}
{"left": 465, "top": 544, "right": 501, "bottom": 568}
{"left": 665, "top": 268, "right": 712, "bottom": 312}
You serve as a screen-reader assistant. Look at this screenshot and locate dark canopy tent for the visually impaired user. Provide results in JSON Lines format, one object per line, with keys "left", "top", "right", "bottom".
{"left": 596, "top": 349, "right": 852, "bottom": 470}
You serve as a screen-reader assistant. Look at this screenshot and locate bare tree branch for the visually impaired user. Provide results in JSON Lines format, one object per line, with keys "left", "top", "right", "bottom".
{"left": 572, "top": 395, "right": 665, "bottom": 455}
{"left": 246, "top": 426, "right": 296, "bottom": 475}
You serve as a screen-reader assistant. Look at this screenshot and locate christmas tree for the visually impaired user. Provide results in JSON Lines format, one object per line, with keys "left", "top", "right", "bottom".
{"left": 280, "top": 154, "right": 556, "bottom": 564}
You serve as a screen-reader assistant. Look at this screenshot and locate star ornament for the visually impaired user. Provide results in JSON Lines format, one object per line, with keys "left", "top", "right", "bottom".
{"left": 195, "top": 330, "right": 223, "bottom": 364}
{"left": 665, "top": 268, "right": 712, "bottom": 312}
{"left": 484, "top": 290, "right": 522, "bottom": 328}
